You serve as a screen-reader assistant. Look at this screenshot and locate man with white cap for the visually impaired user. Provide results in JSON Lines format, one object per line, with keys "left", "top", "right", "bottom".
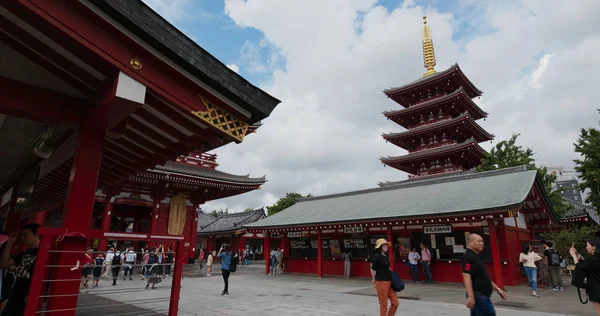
{"left": 370, "top": 238, "right": 398, "bottom": 316}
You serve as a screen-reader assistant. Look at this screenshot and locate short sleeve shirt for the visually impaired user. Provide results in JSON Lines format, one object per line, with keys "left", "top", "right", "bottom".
{"left": 371, "top": 253, "right": 392, "bottom": 281}
{"left": 461, "top": 249, "right": 492, "bottom": 296}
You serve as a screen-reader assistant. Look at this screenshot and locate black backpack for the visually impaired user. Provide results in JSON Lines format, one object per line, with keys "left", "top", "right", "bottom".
{"left": 550, "top": 250, "right": 561, "bottom": 266}
{"left": 230, "top": 254, "right": 239, "bottom": 273}
{"left": 112, "top": 253, "right": 122, "bottom": 266}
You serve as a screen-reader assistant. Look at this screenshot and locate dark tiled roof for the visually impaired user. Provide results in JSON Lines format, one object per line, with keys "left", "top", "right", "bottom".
{"left": 562, "top": 198, "right": 599, "bottom": 224}
{"left": 246, "top": 166, "right": 540, "bottom": 228}
{"left": 91, "top": 0, "right": 280, "bottom": 122}
{"left": 197, "top": 212, "right": 216, "bottom": 231}
{"left": 199, "top": 208, "right": 265, "bottom": 234}
{"left": 152, "top": 161, "right": 266, "bottom": 185}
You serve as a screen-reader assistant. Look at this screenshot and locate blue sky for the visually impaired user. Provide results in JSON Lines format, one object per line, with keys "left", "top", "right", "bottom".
{"left": 150, "top": 0, "right": 490, "bottom": 86}
{"left": 144, "top": 0, "right": 600, "bottom": 212}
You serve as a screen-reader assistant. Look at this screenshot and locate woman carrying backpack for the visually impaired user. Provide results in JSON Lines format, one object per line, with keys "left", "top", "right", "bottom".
{"left": 217, "top": 244, "right": 233, "bottom": 296}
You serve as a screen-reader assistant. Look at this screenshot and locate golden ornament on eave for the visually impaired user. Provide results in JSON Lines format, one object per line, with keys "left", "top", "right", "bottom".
{"left": 168, "top": 193, "right": 187, "bottom": 235}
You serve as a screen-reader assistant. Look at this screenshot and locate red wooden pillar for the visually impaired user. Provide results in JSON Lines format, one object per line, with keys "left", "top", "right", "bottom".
{"left": 488, "top": 219, "right": 504, "bottom": 290}
{"left": 3, "top": 184, "right": 21, "bottom": 234}
{"left": 387, "top": 225, "right": 395, "bottom": 272}
{"left": 317, "top": 229, "right": 323, "bottom": 279}
{"left": 45, "top": 75, "right": 115, "bottom": 315}
{"left": 28, "top": 211, "right": 47, "bottom": 226}
{"left": 97, "top": 194, "right": 114, "bottom": 251}
{"left": 264, "top": 231, "right": 271, "bottom": 275}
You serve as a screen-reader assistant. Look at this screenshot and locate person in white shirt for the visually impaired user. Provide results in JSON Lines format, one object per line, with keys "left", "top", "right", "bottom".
{"left": 408, "top": 248, "right": 421, "bottom": 283}
{"left": 123, "top": 249, "right": 137, "bottom": 281}
{"left": 103, "top": 247, "right": 115, "bottom": 279}
{"left": 519, "top": 245, "right": 543, "bottom": 297}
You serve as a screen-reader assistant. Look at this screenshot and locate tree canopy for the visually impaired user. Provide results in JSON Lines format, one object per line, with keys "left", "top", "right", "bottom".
{"left": 243, "top": 207, "right": 255, "bottom": 212}
{"left": 210, "top": 208, "right": 229, "bottom": 217}
{"left": 477, "top": 133, "right": 571, "bottom": 217}
{"left": 541, "top": 225, "right": 599, "bottom": 260}
{"left": 267, "top": 192, "right": 312, "bottom": 216}
{"left": 574, "top": 109, "right": 600, "bottom": 210}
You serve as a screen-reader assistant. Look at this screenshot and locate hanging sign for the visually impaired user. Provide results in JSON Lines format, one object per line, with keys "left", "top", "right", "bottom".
{"left": 287, "top": 232, "right": 302, "bottom": 238}
{"left": 483, "top": 227, "right": 489, "bottom": 235}
{"left": 344, "top": 226, "right": 364, "bottom": 234}
{"left": 424, "top": 225, "right": 452, "bottom": 234}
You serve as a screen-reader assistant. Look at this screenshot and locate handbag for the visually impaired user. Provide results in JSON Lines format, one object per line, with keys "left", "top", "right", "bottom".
{"left": 571, "top": 267, "right": 589, "bottom": 304}
{"left": 391, "top": 271, "right": 405, "bottom": 292}
{"left": 519, "top": 263, "right": 527, "bottom": 277}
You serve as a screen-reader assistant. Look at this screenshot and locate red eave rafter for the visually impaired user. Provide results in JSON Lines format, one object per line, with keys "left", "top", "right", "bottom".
{"left": 9, "top": 0, "right": 249, "bottom": 123}
{"left": 0, "top": 78, "right": 84, "bottom": 124}
{"left": 382, "top": 141, "right": 485, "bottom": 164}
{"left": 384, "top": 89, "right": 487, "bottom": 128}
{"left": 383, "top": 114, "right": 493, "bottom": 149}
{"left": 0, "top": 14, "right": 102, "bottom": 88}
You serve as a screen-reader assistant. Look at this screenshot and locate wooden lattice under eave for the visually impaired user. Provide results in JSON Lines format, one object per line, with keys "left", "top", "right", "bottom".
{"left": 191, "top": 96, "right": 249, "bottom": 143}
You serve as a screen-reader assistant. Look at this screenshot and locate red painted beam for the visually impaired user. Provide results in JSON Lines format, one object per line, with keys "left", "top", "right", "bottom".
{"left": 0, "top": 77, "right": 84, "bottom": 124}
{"left": 102, "top": 152, "right": 139, "bottom": 174}
{"left": 0, "top": 28, "right": 95, "bottom": 95}
{"left": 0, "top": 14, "right": 102, "bottom": 88}
{"left": 11, "top": 0, "right": 248, "bottom": 120}
{"left": 127, "top": 120, "right": 188, "bottom": 153}
{"left": 145, "top": 93, "right": 223, "bottom": 146}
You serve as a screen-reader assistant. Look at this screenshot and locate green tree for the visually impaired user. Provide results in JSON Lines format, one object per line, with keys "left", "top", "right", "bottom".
{"left": 574, "top": 109, "right": 600, "bottom": 210}
{"left": 478, "top": 134, "right": 571, "bottom": 217}
{"left": 541, "top": 225, "right": 599, "bottom": 261}
{"left": 243, "top": 207, "right": 255, "bottom": 212}
{"left": 477, "top": 134, "right": 535, "bottom": 171}
{"left": 210, "top": 208, "right": 229, "bottom": 217}
{"left": 267, "top": 192, "right": 312, "bottom": 216}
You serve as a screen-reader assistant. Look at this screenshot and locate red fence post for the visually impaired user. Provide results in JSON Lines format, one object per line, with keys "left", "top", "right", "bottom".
{"left": 488, "top": 219, "right": 504, "bottom": 290}
{"left": 24, "top": 235, "right": 52, "bottom": 316}
{"left": 168, "top": 239, "right": 185, "bottom": 316}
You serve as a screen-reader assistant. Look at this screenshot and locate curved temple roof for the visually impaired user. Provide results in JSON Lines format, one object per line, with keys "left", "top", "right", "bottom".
{"left": 380, "top": 138, "right": 485, "bottom": 164}
{"left": 245, "top": 167, "right": 540, "bottom": 229}
{"left": 382, "top": 112, "right": 494, "bottom": 146}
{"left": 383, "top": 63, "right": 483, "bottom": 100}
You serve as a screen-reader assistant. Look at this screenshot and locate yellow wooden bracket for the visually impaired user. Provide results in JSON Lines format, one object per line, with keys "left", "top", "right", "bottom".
{"left": 191, "top": 96, "right": 249, "bottom": 142}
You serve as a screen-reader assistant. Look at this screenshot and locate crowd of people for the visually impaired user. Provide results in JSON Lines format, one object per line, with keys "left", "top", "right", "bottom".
{"left": 0, "top": 223, "right": 599, "bottom": 316}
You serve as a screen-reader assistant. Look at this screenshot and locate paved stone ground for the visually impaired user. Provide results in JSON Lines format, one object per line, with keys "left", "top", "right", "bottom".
{"left": 74, "top": 263, "right": 592, "bottom": 316}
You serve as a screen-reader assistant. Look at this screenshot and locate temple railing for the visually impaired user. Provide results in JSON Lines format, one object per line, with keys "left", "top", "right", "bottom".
{"left": 176, "top": 151, "right": 219, "bottom": 169}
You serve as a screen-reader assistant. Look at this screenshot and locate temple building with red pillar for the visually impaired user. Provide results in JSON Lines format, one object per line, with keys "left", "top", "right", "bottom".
{"left": 0, "top": 0, "right": 280, "bottom": 314}
{"left": 245, "top": 17, "right": 561, "bottom": 288}
{"left": 197, "top": 208, "right": 267, "bottom": 259}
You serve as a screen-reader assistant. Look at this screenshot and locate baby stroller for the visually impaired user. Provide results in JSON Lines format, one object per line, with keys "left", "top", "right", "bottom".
{"left": 145, "top": 263, "right": 162, "bottom": 289}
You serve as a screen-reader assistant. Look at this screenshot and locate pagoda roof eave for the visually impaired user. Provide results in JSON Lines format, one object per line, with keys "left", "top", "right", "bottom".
{"left": 383, "top": 88, "right": 488, "bottom": 124}
{"left": 383, "top": 63, "right": 483, "bottom": 99}
{"left": 380, "top": 139, "right": 486, "bottom": 164}
{"left": 382, "top": 113, "right": 494, "bottom": 145}
{"left": 149, "top": 161, "right": 266, "bottom": 185}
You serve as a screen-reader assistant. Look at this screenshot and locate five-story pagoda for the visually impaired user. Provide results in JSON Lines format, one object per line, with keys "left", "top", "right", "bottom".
{"left": 380, "top": 17, "right": 493, "bottom": 179}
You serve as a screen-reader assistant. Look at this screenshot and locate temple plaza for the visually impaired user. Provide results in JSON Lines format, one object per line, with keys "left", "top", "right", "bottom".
{"left": 77, "top": 264, "right": 593, "bottom": 316}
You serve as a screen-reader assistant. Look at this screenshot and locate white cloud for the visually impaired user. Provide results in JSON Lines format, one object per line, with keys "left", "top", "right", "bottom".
{"left": 198, "top": 0, "right": 600, "bottom": 212}
{"left": 226, "top": 63, "right": 240, "bottom": 73}
{"left": 531, "top": 54, "right": 552, "bottom": 89}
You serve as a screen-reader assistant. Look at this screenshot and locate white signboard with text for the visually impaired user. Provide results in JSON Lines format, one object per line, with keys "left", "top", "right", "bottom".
{"left": 344, "top": 226, "right": 364, "bottom": 234}
{"left": 424, "top": 225, "right": 452, "bottom": 234}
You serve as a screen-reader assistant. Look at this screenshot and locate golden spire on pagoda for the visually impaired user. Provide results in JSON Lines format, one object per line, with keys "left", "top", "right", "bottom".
{"left": 421, "top": 16, "right": 437, "bottom": 77}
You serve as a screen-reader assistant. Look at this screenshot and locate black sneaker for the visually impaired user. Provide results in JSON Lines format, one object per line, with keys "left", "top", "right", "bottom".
{"left": 225, "top": 292, "right": 229, "bottom": 296}
{"left": 221, "top": 291, "right": 226, "bottom": 296}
